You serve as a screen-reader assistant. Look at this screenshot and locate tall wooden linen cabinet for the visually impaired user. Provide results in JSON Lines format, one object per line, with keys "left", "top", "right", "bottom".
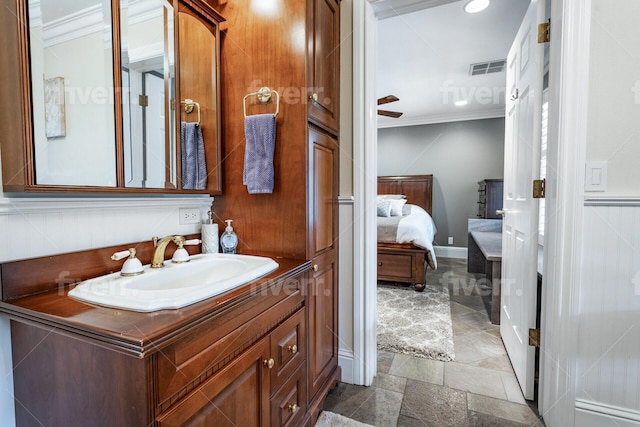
{"left": 306, "top": 0, "right": 341, "bottom": 423}
{"left": 211, "top": 0, "right": 341, "bottom": 425}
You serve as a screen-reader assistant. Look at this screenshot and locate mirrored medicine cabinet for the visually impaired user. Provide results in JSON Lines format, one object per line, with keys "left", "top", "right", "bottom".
{"left": 0, "top": 0, "right": 223, "bottom": 194}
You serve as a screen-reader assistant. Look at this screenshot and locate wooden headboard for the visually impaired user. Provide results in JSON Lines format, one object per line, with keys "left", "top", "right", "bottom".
{"left": 377, "top": 175, "right": 433, "bottom": 216}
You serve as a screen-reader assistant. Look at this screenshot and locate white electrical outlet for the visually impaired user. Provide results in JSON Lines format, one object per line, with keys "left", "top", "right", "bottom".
{"left": 179, "top": 207, "right": 200, "bottom": 225}
{"left": 448, "top": 236, "right": 454, "bottom": 245}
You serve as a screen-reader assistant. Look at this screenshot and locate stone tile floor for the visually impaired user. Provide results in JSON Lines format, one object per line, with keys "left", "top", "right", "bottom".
{"left": 323, "top": 258, "right": 545, "bottom": 426}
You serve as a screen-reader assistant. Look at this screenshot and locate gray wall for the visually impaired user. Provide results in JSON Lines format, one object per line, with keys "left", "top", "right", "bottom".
{"left": 378, "top": 118, "right": 505, "bottom": 248}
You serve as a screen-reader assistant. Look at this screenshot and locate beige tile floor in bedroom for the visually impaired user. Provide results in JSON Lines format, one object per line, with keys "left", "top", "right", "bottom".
{"left": 322, "top": 258, "right": 545, "bottom": 426}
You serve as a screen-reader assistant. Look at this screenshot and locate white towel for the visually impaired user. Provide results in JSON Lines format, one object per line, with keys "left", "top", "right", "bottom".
{"left": 181, "top": 122, "right": 207, "bottom": 190}
{"left": 243, "top": 114, "right": 276, "bottom": 194}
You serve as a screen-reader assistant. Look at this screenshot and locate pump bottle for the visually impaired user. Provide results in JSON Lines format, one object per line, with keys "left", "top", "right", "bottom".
{"left": 220, "top": 219, "right": 238, "bottom": 254}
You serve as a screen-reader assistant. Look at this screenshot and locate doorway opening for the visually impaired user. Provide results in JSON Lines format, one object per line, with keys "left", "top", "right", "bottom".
{"left": 370, "top": 0, "right": 546, "bottom": 415}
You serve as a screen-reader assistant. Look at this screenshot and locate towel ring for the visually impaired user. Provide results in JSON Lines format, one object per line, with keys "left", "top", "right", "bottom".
{"left": 181, "top": 99, "right": 201, "bottom": 126}
{"left": 243, "top": 87, "right": 280, "bottom": 118}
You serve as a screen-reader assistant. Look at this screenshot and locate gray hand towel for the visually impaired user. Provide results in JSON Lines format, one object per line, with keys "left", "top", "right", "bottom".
{"left": 181, "top": 122, "right": 207, "bottom": 190}
{"left": 243, "top": 114, "right": 276, "bottom": 194}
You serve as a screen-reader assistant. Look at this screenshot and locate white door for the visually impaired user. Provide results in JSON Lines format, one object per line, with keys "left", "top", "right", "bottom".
{"left": 144, "top": 72, "right": 166, "bottom": 188}
{"left": 500, "top": 0, "right": 545, "bottom": 401}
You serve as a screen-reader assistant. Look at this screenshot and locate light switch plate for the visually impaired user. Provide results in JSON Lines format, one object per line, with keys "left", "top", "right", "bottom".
{"left": 585, "top": 161, "right": 607, "bottom": 192}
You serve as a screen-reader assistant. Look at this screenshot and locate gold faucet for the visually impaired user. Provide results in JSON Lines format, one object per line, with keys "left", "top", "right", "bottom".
{"left": 151, "top": 235, "right": 186, "bottom": 268}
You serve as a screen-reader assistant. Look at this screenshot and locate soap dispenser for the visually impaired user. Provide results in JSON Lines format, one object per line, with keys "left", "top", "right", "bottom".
{"left": 220, "top": 219, "right": 238, "bottom": 254}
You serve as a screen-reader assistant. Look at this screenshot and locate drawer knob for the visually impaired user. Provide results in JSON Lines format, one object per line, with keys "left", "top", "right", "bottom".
{"left": 312, "top": 264, "right": 319, "bottom": 272}
{"left": 263, "top": 358, "right": 275, "bottom": 369}
{"left": 310, "top": 93, "right": 318, "bottom": 102}
{"left": 288, "top": 403, "right": 299, "bottom": 413}
{"left": 288, "top": 344, "right": 298, "bottom": 354}
{"left": 378, "top": 262, "right": 382, "bottom": 267}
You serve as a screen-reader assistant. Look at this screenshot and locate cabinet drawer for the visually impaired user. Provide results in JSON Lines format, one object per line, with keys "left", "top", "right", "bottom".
{"left": 271, "top": 363, "right": 306, "bottom": 427}
{"left": 155, "top": 283, "right": 303, "bottom": 412}
{"left": 270, "top": 308, "right": 305, "bottom": 394}
{"left": 377, "top": 252, "right": 413, "bottom": 278}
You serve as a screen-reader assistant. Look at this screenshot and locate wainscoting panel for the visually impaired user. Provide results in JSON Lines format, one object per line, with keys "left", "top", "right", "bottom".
{"left": 576, "top": 400, "right": 640, "bottom": 427}
{"left": 0, "top": 196, "right": 213, "bottom": 262}
{"left": 578, "top": 202, "right": 640, "bottom": 419}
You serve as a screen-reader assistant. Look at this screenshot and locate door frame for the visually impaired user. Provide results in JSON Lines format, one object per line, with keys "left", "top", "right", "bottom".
{"left": 351, "top": 0, "right": 378, "bottom": 386}
{"left": 351, "top": 0, "right": 589, "bottom": 424}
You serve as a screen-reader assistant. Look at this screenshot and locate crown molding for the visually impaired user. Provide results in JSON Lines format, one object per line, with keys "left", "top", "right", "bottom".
{"left": 41, "top": 4, "right": 105, "bottom": 48}
{"left": 377, "top": 108, "right": 505, "bottom": 129}
{"left": 372, "top": 0, "right": 458, "bottom": 19}
{"left": 31, "top": 0, "right": 163, "bottom": 48}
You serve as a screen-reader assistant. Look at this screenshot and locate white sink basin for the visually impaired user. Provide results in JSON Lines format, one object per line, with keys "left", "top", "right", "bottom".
{"left": 68, "top": 253, "right": 279, "bottom": 312}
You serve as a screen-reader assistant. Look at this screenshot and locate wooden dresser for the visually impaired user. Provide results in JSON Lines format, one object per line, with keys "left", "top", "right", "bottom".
{"left": 477, "top": 179, "right": 504, "bottom": 219}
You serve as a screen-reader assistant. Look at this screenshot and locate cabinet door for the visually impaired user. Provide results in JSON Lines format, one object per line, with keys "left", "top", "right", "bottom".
{"left": 307, "top": 0, "right": 340, "bottom": 132}
{"left": 308, "top": 126, "right": 338, "bottom": 259}
{"left": 157, "top": 337, "right": 270, "bottom": 427}
{"left": 306, "top": 250, "right": 338, "bottom": 401}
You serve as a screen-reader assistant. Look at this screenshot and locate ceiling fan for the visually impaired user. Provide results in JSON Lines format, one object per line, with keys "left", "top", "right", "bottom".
{"left": 377, "top": 95, "right": 403, "bottom": 118}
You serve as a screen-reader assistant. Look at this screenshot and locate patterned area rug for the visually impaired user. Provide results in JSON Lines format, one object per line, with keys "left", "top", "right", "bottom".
{"left": 315, "top": 411, "right": 375, "bottom": 427}
{"left": 377, "top": 283, "right": 455, "bottom": 362}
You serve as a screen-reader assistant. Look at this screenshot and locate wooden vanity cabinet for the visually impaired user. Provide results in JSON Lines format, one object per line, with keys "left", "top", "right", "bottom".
{"left": 3, "top": 257, "right": 309, "bottom": 427}
{"left": 158, "top": 308, "right": 306, "bottom": 426}
{"left": 307, "top": 0, "right": 341, "bottom": 133}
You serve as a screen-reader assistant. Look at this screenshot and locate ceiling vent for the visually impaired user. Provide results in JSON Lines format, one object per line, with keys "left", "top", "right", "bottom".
{"left": 469, "top": 59, "right": 506, "bottom": 76}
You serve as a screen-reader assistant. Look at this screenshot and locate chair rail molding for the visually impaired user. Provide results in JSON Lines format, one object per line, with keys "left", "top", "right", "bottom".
{"left": 584, "top": 196, "right": 640, "bottom": 206}
{"left": 0, "top": 196, "right": 213, "bottom": 262}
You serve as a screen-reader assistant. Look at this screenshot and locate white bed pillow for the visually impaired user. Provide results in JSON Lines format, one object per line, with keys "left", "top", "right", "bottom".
{"left": 377, "top": 199, "right": 392, "bottom": 217}
{"left": 389, "top": 198, "right": 407, "bottom": 216}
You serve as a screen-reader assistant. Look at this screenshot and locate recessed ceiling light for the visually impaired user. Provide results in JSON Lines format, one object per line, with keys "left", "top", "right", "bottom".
{"left": 464, "top": 0, "right": 490, "bottom": 13}
{"left": 455, "top": 100, "right": 469, "bottom": 106}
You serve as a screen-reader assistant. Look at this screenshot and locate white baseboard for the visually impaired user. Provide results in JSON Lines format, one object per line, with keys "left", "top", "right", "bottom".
{"left": 434, "top": 246, "right": 468, "bottom": 260}
{"left": 575, "top": 400, "right": 640, "bottom": 427}
{"left": 338, "top": 350, "right": 355, "bottom": 385}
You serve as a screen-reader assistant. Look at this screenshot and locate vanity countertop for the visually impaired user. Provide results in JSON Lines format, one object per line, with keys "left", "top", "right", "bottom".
{"left": 0, "top": 247, "right": 310, "bottom": 357}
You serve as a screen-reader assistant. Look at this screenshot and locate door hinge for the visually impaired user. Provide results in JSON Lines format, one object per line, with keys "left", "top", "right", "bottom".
{"left": 139, "top": 95, "right": 148, "bottom": 107}
{"left": 533, "top": 178, "right": 545, "bottom": 199}
{"left": 538, "top": 19, "right": 550, "bottom": 43}
{"left": 529, "top": 328, "right": 541, "bottom": 347}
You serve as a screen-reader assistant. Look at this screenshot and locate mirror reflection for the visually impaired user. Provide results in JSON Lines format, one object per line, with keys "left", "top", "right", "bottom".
{"left": 23, "top": 0, "right": 220, "bottom": 193}
{"left": 120, "top": 0, "right": 177, "bottom": 189}
{"left": 29, "top": 0, "right": 117, "bottom": 187}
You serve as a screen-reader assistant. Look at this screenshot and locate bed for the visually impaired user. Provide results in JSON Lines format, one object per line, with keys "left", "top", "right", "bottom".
{"left": 377, "top": 175, "right": 436, "bottom": 292}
